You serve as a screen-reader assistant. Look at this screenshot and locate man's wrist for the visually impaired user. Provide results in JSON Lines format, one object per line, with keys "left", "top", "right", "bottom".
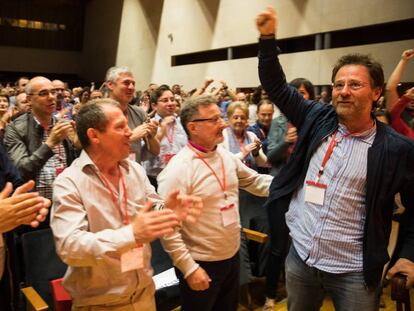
{"left": 260, "top": 33, "right": 275, "bottom": 40}
{"left": 45, "top": 141, "right": 55, "bottom": 149}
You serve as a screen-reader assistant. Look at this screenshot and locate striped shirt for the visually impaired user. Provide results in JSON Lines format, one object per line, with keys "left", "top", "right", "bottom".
{"left": 286, "top": 122, "right": 376, "bottom": 273}
{"left": 34, "top": 117, "right": 67, "bottom": 201}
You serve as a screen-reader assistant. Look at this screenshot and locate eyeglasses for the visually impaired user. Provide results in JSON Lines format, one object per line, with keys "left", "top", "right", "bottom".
{"left": 332, "top": 80, "right": 368, "bottom": 91}
{"left": 30, "top": 89, "right": 57, "bottom": 97}
{"left": 158, "top": 97, "right": 176, "bottom": 104}
{"left": 53, "top": 88, "right": 65, "bottom": 93}
{"left": 191, "top": 115, "right": 224, "bottom": 124}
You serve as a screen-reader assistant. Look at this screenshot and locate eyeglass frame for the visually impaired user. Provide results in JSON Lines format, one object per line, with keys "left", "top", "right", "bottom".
{"left": 190, "top": 115, "right": 224, "bottom": 124}
{"left": 332, "top": 80, "right": 370, "bottom": 91}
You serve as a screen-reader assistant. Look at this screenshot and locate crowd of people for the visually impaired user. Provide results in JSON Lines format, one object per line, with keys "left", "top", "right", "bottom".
{"left": 0, "top": 5, "right": 413, "bottom": 311}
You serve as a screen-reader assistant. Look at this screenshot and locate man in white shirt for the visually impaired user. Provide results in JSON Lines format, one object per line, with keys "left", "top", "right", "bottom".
{"left": 51, "top": 98, "right": 202, "bottom": 310}
{"left": 158, "top": 95, "right": 272, "bottom": 311}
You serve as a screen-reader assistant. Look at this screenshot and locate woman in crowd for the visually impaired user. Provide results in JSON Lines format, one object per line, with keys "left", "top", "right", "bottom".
{"left": 221, "top": 101, "right": 267, "bottom": 169}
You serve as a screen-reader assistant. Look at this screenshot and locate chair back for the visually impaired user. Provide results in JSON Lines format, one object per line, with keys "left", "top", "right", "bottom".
{"left": 21, "top": 228, "right": 67, "bottom": 309}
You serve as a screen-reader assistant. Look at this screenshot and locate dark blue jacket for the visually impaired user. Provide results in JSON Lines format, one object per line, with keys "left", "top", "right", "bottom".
{"left": 258, "top": 38, "right": 414, "bottom": 287}
{"left": 248, "top": 122, "right": 269, "bottom": 155}
{"left": 0, "top": 143, "right": 23, "bottom": 190}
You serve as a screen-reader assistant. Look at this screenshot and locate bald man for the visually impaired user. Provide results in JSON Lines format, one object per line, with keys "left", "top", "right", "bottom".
{"left": 4, "top": 76, "right": 77, "bottom": 202}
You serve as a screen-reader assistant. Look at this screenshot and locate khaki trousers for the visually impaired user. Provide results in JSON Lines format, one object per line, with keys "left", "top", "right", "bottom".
{"left": 73, "top": 283, "right": 156, "bottom": 311}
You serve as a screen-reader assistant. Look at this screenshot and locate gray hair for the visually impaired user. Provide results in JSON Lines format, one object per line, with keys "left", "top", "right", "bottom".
{"left": 105, "top": 66, "right": 133, "bottom": 82}
{"left": 180, "top": 95, "right": 218, "bottom": 136}
{"left": 76, "top": 98, "right": 121, "bottom": 149}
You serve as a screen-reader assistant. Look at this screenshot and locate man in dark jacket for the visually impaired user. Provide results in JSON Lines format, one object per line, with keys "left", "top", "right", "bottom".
{"left": 4, "top": 76, "right": 77, "bottom": 203}
{"left": 257, "top": 6, "right": 414, "bottom": 311}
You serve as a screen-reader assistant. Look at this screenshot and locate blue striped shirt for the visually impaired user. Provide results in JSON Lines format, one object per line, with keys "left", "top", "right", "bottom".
{"left": 286, "top": 122, "right": 376, "bottom": 273}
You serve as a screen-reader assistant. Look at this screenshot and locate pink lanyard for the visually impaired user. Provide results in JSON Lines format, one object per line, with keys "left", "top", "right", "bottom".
{"left": 188, "top": 144, "right": 227, "bottom": 199}
{"left": 167, "top": 123, "right": 176, "bottom": 145}
{"left": 99, "top": 167, "right": 129, "bottom": 225}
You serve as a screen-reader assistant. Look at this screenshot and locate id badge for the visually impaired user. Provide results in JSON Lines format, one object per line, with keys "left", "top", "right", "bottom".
{"left": 163, "top": 153, "right": 175, "bottom": 164}
{"left": 220, "top": 203, "right": 238, "bottom": 227}
{"left": 304, "top": 181, "right": 326, "bottom": 205}
{"left": 121, "top": 246, "right": 144, "bottom": 272}
{"left": 55, "top": 167, "right": 65, "bottom": 176}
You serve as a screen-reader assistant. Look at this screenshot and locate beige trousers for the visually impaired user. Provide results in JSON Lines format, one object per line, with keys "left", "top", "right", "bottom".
{"left": 73, "top": 283, "right": 156, "bottom": 311}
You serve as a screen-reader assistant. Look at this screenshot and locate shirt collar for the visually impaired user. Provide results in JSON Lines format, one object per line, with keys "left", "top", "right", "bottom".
{"left": 337, "top": 121, "right": 377, "bottom": 145}
{"left": 188, "top": 140, "right": 209, "bottom": 153}
{"left": 79, "top": 150, "right": 130, "bottom": 173}
{"left": 32, "top": 114, "right": 56, "bottom": 129}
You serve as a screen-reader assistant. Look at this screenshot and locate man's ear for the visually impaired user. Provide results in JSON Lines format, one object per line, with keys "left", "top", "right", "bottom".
{"left": 373, "top": 87, "right": 382, "bottom": 102}
{"left": 86, "top": 128, "right": 99, "bottom": 145}
{"left": 151, "top": 102, "right": 157, "bottom": 111}
{"left": 186, "top": 122, "right": 196, "bottom": 135}
{"left": 106, "top": 81, "right": 113, "bottom": 92}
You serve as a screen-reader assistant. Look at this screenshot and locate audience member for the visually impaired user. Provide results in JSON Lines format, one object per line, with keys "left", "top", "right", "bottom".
{"left": 248, "top": 99, "right": 274, "bottom": 158}
{"left": 221, "top": 101, "right": 267, "bottom": 170}
{"left": 0, "top": 179, "right": 50, "bottom": 278}
{"left": 0, "top": 142, "right": 50, "bottom": 308}
{"left": 90, "top": 89, "right": 103, "bottom": 100}
{"left": 386, "top": 49, "right": 414, "bottom": 111}
{"left": 386, "top": 49, "right": 414, "bottom": 131}
{"left": 0, "top": 95, "right": 10, "bottom": 141}
{"left": 236, "top": 92, "right": 247, "bottom": 102}
{"left": 52, "top": 79, "right": 73, "bottom": 120}
{"left": 249, "top": 86, "right": 268, "bottom": 126}
{"left": 106, "top": 66, "right": 160, "bottom": 164}
{"left": 142, "top": 85, "right": 187, "bottom": 188}
{"left": 4, "top": 76, "right": 78, "bottom": 202}
{"left": 390, "top": 87, "right": 414, "bottom": 139}
{"left": 51, "top": 99, "right": 202, "bottom": 310}
{"left": 257, "top": 7, "right": 414, "bottom": 311}
{"left": 266, "top": 77, "right": 314, "bottom": 176}
{"left": 14, "top": 92, "right": 31, "bottom": 114}
{"left": 221, "top": 100, "right": 270, "bottom": 284}
{"left": 158, "top": 95, "right": 272, "bottom": 311}
{"left": 319, "top": 90, "right": 331, "bottom": 104}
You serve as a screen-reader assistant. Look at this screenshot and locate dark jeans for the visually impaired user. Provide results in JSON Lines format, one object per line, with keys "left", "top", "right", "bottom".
{"left": 175, "top": 252, "right": 240, "bottom": 311}
{"left": 265, "top": 195, "right": 290, "bottom": 299}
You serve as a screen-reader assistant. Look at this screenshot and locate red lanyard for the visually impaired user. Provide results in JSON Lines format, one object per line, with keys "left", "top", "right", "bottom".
{"left": 188, "top": 144, "right": 227, "bottom": 199}
{"left": 315, "top": 131, "right": 337, "bottom": 183}
{"left": 99, "top": 167, "right": 129, "bottom": 225}
{"left": 314, "top": 123, "right": 376, "bottom": 183}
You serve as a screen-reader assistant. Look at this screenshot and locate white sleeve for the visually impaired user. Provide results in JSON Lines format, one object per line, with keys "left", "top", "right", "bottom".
{"left": 51, "top": 176, "right": 137, "bottom": 267}
{"left": 157, "top": 154, "right": 200, "bottom": 278}
{"left": 233, "top": 152, "right": 273, "bottom": 197}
